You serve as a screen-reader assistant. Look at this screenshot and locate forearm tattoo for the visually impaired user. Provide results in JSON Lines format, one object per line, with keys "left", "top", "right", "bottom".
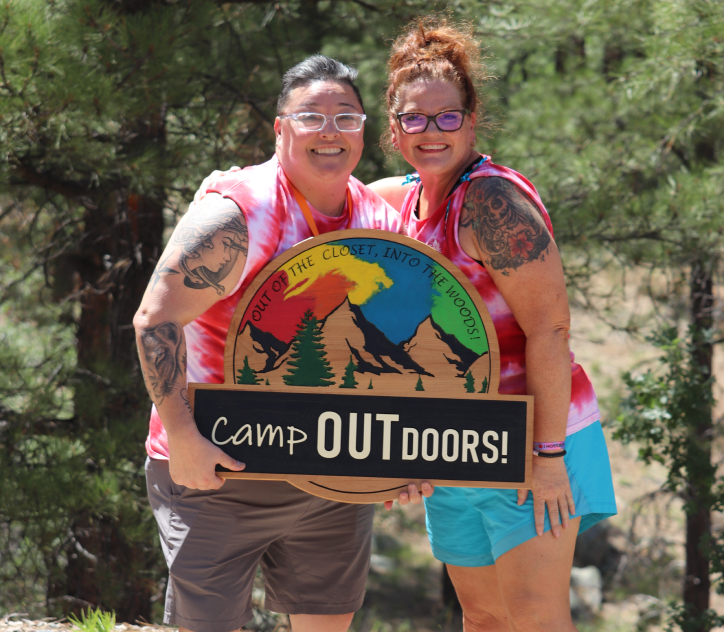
{"left": 147, "top": 204, "right": 249, "bottom": 294}
{"left": 139, "top": 322, "right": 186, "bottom": 405}
{"left": 460, "top": 177, "right": 551, "bottom": 274}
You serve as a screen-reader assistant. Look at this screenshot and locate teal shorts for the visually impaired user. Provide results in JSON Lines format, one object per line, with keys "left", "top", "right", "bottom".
{"left": 424, "top": 421, "right": 617, "bottom": 567}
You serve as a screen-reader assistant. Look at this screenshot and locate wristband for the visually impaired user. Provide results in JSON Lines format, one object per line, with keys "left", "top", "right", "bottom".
{"left": 533, "top": 441, "right": 565, "bottom": 451}
{"left": 533, "top": 449, "right": 567, "bottom": 458}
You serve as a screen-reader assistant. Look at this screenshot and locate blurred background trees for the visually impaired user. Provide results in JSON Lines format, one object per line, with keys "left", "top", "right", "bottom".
{"left": 1, "top": 0, "right": 722, "bottom": 629}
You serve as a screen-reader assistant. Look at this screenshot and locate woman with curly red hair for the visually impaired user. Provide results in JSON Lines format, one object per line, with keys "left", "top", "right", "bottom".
{"left": 370, "top": 20, "right": 616, "bottom": 631}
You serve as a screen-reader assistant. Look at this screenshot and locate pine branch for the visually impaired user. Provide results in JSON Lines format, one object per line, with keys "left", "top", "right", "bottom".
{"left": 0, "top": 51, "right": 17, "bottom": 97}
{"left": 10, "top": 160, "right": 97, "bottom": 208}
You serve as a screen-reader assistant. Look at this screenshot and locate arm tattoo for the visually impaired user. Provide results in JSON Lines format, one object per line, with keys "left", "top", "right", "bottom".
{"left": 171, "top": 206, "right": 249, "bottom": 295}
{"left": 149, "top": 252, "right": 179, "bottom": 291}
{"left": 180, "top": 388, "right": 193, "bottom": 415}
{"left": 140, "top": 322, "right": 185, "bottom": 405}
{"left": 460, "top": 177, "right": 551, "bottom": 274}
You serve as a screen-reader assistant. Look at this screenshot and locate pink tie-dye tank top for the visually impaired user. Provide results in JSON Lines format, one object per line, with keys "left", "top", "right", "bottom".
{"left": 400, "top": 157, "right": 599, "bottom": 435}
{"left": 146, "top": 156, "right": 401, "bottom": 459}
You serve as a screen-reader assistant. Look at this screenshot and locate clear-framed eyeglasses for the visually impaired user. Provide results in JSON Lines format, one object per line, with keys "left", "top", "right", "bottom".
{"left": 396, "top": 109, "right": 471, "bottom": 134}
{"left": 278, "top": 112, "right": 367, "bottom": 132}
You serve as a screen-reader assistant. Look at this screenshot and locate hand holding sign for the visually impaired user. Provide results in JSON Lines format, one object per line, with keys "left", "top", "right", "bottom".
{"left": 167, "top": 424, "right": 245, "bottom": 490}
{"left": 188, "top": 231, "right": 532, "bottom": 503}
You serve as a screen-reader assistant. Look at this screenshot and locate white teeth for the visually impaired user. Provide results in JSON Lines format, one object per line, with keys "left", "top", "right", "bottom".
{"left": 419, "top": 144, "right": 447, "bottom": 150}
{"left": 313, "top": 148, "right": 342, "bottom": 155}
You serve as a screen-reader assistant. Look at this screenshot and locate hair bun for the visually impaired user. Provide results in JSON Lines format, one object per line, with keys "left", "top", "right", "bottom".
{"left": 385, "top": 18, "right": 488, "bottom": 117}
{"left": 390, "top": 23, "right": 473, "bottom": 75}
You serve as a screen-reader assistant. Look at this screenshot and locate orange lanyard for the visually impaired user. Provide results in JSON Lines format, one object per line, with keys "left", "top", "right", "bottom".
{"left": 290, "top": 182, "right": 353, "bottom": 237}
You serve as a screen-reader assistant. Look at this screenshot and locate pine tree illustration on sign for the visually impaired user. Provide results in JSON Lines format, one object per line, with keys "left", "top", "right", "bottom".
{"left": 479, "top": 376, "right": 488, "bottom": 393}
{"left": 415, "top": 375, "right": 424, "bottom": 391}
{"left": 283, "top": 309, "right": 335, "bottom": 386}
{"left": 339, "top": 355, "right": 358, "bottom": 389}
{"left": 237, "top": 356, "right": 261, "bottom": 385}
{"left": 464, "top": 371, "right": 475, "bottom": 393}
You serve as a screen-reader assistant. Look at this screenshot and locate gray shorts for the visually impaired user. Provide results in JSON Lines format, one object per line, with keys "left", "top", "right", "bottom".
{"left": 146, "top": 458, "right": 374, "bottom": 632}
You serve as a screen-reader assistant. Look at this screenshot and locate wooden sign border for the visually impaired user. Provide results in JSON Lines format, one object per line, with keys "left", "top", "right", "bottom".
{"left": 188, "top": 229, "right": 533, "bottom": 503}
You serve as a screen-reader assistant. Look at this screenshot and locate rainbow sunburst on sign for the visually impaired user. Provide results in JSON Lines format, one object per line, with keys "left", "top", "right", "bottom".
{"left": 232, "top": 235, "right": 493, "bottom": 396}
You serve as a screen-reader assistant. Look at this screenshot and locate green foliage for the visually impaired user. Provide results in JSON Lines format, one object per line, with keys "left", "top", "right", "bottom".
{"left": 0, "top": 0, "right": 436, "bottom": 619}
{"left": 340, "top": 355, "right": 358, "bottom": 389}
{"left": 614, "top": 326, "right": 716, "bottom": 509}
{"left": 283, "top": 309, "right": 335, "bottom": 387}
{"left": 665, "top": 604, "right": 724, "bottom": 632}
{"left": 69, "top": 608, "right": 116, "bottom": 632}
{"left": 479, "top": 376, "right": 488, "bottom": 394}
{"left": 415, "top": 376, "right": 424, "bottom": 392}
{"left": 237, "top": 356, "right": 261, "bottom": 385}
{"left": 368, "top": 380, "right": 374, "bottom": 390}
{"left": 453, "top": 0, "right": 724, "bottom": 320}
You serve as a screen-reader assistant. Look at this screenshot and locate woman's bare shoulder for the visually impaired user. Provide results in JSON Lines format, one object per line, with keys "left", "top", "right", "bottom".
{"left": 367, "top": 176, "right": 414, "bottom": 212}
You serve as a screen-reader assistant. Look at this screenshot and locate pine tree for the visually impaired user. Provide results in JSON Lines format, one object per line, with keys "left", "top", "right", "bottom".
{"left": 339, "top": 355, "right": 358, "bottom": 389}
{"left": 0, "top": 0, "right": 447, "bottom": 621}
{"left": 479, "top": 376, "right": 488, "bottom": 394}
{"left": 283, "top": 309, "right": 335, "bottom": 387}
{"left": 415, "top": 376, "right": 424, "bottom": 391}
{"left": 265, "top": 378, "right": 270, "bottom": 386}
{"left": 464, "top": 371, "right": 475, "bottom": 393}
{"left": 368, "top": 380, "right": 374, "bottom": 390}
{"left": 237, "top": 356, "right": 261, "bottom": 385}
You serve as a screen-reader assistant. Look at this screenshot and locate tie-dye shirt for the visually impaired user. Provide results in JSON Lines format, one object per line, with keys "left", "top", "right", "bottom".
{"left": 400, "top": 157, "right": 599, "bottom": 435}
{"left": 146, "top": 156, "right": 401, "bottom": 459}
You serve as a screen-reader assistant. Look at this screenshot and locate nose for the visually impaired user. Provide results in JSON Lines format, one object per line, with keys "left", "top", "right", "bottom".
{"left": 319, "top": 117, "right": 339, "bottom": 138}
{"left": 427, "top": 118, "right": 444, "bottom": 134}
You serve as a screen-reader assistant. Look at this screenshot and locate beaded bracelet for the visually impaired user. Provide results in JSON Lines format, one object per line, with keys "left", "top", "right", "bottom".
{"left": 533, "top": 449, "right": 567, "bottom": 459}
{"left": 533, "top": 441, "right": 566, "bottom": 451}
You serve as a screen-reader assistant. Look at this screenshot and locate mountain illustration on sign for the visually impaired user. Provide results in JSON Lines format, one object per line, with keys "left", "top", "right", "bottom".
{"left": 235, "top": 296, "right": 490, "bottom": 391}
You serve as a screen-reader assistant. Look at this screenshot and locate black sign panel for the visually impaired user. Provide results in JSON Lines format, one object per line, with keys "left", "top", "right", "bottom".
{"left": 194, "top": 389, "right": 527, "bottom": 483}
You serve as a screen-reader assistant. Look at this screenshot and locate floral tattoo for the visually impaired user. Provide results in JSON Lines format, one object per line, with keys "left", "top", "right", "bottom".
{"left": 460, "top": 177, "right": 551, "bottom": 274}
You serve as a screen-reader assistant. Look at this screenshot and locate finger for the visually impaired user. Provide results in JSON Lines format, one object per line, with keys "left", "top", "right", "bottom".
{"left": 518, "top": 489, "right": 529, "bottom": 505}
{"left": 421, "top": 482, "right": 434, "bottom": 498}
{"left": 559, "top": 496, "right": 571, "bottom": 530}
{"left": 384, "top": 500, "right": 394, "bottom": 511}
{"left": 567, "top": 490, "right": 576, "bottom": 517}
{"left": 534, "top": 495, "right": 546, "bottom": 536}
{"left": 208, "top": 474, "right": 226, "bottom": 490}
{"left": 219, "top": 452, "right": 245, "bottom": 472}
{"left": 408, "top": 484, "right": 422, "bottom": 505}
{"left": 547, "top": 498, "right": 561, "bottom": 538}
{"left": 398, "top": 491, "right": 409, "bottom": 506}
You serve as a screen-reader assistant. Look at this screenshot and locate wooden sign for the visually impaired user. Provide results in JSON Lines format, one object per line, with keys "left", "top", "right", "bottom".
{"left": 188, "top": 230, "right": 533, "bottom": 503}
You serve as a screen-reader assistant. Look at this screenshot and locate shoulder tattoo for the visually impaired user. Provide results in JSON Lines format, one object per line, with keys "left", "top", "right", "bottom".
{"left": 149, "top": 201, "right": 249, "bottom": 295}
{"left": 460, "top": 177, "right": 551, "bottom": 275}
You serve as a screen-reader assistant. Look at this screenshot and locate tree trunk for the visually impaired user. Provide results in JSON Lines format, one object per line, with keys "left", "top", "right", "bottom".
{"left": 684, "top": 258, "right": 714, "bottom": 629}
{"left": 48, "top": 179, "right": 165, "bottom": 621}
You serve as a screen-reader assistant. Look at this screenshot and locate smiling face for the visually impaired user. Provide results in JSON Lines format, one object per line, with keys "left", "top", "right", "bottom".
{"left": 391, "top": 79, "right": 477, "bottom": 180}
{"left": 275, "top": 80, "right": 365, "bottom": 190}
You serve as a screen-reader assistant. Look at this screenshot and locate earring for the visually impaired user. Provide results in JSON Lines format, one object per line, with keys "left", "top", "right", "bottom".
{"left": 392, "top": 141, "right": 398, "bottom": 149}
{"left": 470, "top": 139, "right": 475, "bottom": 146}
